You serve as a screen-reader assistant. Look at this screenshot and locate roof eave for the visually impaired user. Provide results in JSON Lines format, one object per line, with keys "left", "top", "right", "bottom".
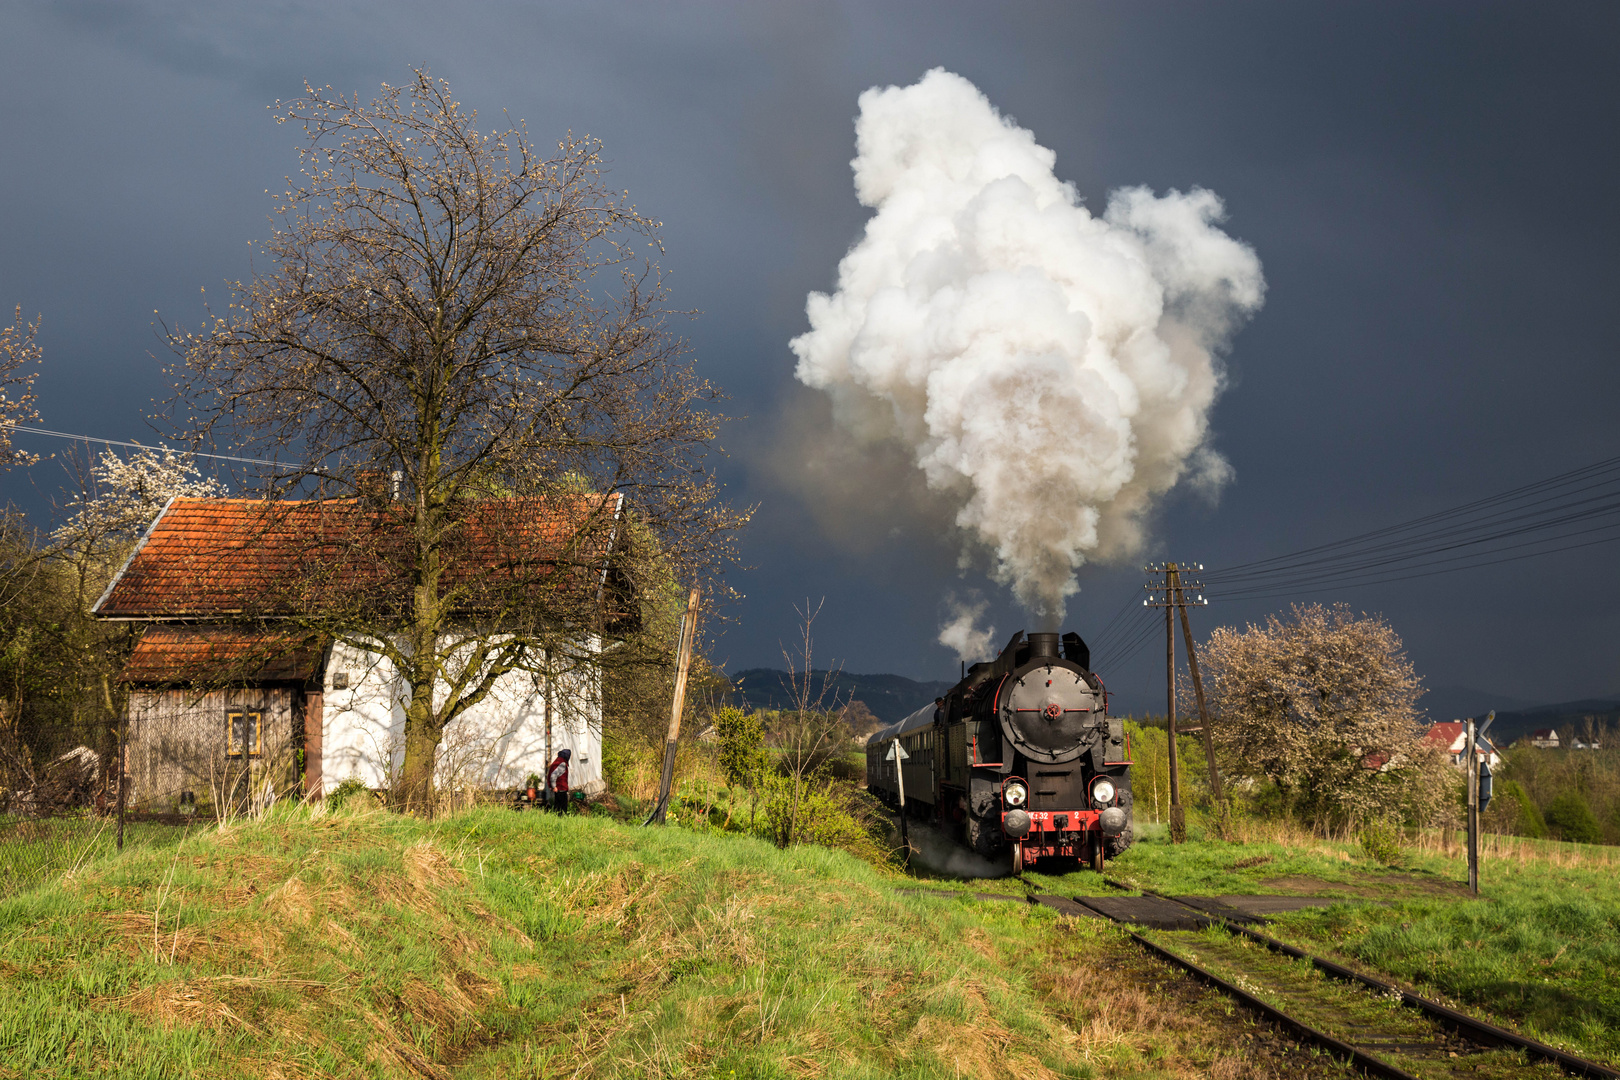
{"left": 91, "top": 495, "right": 179, "bottom": 618}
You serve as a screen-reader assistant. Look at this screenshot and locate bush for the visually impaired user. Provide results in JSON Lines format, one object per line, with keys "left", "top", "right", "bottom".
{"left": 1545, "top": 791, "right": 1602, "bottom": 845}
{"left": 757, "top": 772, "right": 893, "bottom": 865}
{"left": 1483, "top": 779, "right": 1547, "bottom": 838}
{"left": 1357, "top": 818, "right": 1403, "bottom": 865}
{"left": 325, "top": 776, "right": 374, "bottom": 810}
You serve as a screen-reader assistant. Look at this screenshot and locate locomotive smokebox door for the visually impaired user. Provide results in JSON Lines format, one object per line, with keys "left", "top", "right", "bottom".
{"left": 998, "top": 666, "right": 1103, "bottom": 764}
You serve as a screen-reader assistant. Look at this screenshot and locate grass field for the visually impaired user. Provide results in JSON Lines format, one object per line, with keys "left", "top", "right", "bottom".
{"left": 1025, "top": 823, "right": 1620, "bottom": 1066}
{"left": 0, "top": 815, "right": 190, "bottom": 900}
{"left": 0, "top": 801, "right": 1367, "bottom": 1079}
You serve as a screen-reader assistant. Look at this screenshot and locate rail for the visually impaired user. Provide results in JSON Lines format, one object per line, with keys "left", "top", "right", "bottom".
{"left": 1055, "top": 887, "right": 1619, "bottom": 1080}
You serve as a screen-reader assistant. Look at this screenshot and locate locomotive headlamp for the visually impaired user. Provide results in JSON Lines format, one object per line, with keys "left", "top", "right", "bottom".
{"left": 1090, "top": 777, "right": 1116, "bottom": 806}
{"left": 1004, "top": 780, "right": 1028, "bottom": 808}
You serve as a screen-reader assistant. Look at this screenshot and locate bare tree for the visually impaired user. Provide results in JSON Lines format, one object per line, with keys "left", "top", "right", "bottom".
{"left": 0, "top": 306, "right": 43, "bottom": 469}
{"left": 767, "top": 600, "right": 852, "bottom": 846}
{"left": 166, "top": 71, "right": 743, "bottom": 811}
{"left": 1198, "top": 602, "right": 1451, "bottom": 831}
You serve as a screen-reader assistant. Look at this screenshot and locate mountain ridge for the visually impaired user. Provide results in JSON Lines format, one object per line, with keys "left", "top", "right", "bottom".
{"left": 727, "top": 667, "right": 955, "bottom": 725}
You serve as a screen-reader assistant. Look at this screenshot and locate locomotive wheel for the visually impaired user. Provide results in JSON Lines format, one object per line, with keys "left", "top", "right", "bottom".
{"left": 1090, "top": 840, "right": 1104, "bottom": 874}
{"left": 1011, "top": 842, "right": 1023, "bottom": 876}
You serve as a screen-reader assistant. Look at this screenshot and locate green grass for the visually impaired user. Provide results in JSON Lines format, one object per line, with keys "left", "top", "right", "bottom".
{"left": 1027, "top": 823, "right": 1620, "bottom": 1066}
{"left": 0, "top": 800, "right": 1306, "bottom": 1079}
{"left": 1273, "top": 854, "right": 1620, "bottom": 1064}
{"left": 0, "top": 815, "right": 190, "bottom": 900}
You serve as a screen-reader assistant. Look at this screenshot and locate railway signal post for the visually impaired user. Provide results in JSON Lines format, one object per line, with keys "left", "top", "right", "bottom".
{"left": 1466, "top": 710, "right": 1495, "bottom": 895}
{"left": 887, "top": 740, "right": 911, "bottom": 861}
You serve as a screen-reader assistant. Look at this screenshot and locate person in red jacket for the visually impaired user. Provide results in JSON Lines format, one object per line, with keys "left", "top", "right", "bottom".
{"left": 547, "top": 748, "right": 571, "bottom": 812}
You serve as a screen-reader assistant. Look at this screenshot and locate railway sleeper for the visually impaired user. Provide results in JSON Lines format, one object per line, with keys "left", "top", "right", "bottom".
{"left": 1065, "top": 888, "right": 1617, "bottom": 1080}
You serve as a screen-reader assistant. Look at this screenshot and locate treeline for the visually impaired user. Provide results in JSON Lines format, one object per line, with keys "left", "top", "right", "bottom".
{"left": 1485, "top": 732, "right": 1620, "bottom": 845}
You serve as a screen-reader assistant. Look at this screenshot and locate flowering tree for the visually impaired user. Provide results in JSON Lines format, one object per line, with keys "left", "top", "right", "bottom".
{"left": 1199, "top": 602, "right": 1451, "bottom": 830}
{"left": 54, "top": 448, "right": 226, "bottom": 557}
{"left": 0, "top": 306, "right": 43, "bottom": 469}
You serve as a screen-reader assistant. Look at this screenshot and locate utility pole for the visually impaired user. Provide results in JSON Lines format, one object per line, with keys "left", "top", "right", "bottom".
{"left": 1146, "top": 563, "right": 1184, "bottom": 843}
{"left": 1172, "top": 566, "right": 1224, "bottom": 822}
{"left": 646, "top": 587, "right": 702, "bottom": 826}
{"left": 1146, "top": 562, "right": 1220, "bottom": 843}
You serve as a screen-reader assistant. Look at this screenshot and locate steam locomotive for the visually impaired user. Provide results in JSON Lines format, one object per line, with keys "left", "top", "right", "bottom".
{"left": 865, "top": 630, "right": 1132, "bottom": 874}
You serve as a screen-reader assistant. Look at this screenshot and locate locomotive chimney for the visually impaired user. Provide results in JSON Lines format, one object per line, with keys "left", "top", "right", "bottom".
{"left": 1027, "top": 632, "right": 1060, "bottom": 660}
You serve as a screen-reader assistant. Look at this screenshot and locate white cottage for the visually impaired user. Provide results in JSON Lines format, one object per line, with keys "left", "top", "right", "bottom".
{"left": 95, "top": 496, "right": 627, "bottom": 811}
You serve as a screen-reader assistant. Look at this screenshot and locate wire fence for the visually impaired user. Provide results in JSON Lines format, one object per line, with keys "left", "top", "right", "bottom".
{"left": 0, "top": 700, "right": 196, "bottom": 899}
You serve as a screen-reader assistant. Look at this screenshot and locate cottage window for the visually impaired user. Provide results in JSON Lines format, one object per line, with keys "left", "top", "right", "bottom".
{"left": 227, "top": 710, "right": 263, "bottom": 757}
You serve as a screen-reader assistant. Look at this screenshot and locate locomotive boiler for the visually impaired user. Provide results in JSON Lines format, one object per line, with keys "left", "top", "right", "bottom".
{"left": 865, "top": 629, "right": 1132, "bottom": 873}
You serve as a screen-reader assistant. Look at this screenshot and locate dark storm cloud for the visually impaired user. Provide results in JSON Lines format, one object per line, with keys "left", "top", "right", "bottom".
{"left": 2, "top": 1, "right": 1618, "bottom": 713}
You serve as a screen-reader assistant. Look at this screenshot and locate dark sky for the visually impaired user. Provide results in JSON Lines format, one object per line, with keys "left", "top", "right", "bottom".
{"left": 3, "top": 2, "right": 1618, "bottom": 715}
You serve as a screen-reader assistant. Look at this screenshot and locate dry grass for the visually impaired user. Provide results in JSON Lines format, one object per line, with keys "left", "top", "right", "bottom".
{"left": 1039, "top": 918, "right": 1355, "bottom": 1079}
{"left": 3, "top": 802, "right": 1377, "bottom": 1078}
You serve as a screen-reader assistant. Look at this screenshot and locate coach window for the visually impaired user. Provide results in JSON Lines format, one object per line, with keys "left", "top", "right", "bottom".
{"left": 227, "top": 710, "right": 263, "bottom": 757}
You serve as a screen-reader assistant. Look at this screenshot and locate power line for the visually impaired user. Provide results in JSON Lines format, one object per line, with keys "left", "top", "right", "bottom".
{"left": 1205, "top": 452, "right": 1620, "bottom": 580}
{"left": 1, "top": 423, "right": 318, "bottom": 473}
{"left": 1199, "top": 451, "right": 1620, "bottom": 595}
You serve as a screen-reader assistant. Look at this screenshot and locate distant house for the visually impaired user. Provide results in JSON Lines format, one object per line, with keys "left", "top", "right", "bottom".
{"left": 1529, "top": 728, "right": 1560, "bottom": 749}
{"left": 1421, "top": 721, "right": 1501, "bottom": 770}
{"left": 93, "top": 496, "right": 629, "bottom": 812}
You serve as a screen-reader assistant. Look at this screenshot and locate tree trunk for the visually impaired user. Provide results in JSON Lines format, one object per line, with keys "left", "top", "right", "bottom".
{"left": 396, "top": 681, "right": 441, "bottom": 813}
{"left": 787, "top": 774, "right": 802, "bottom": 847}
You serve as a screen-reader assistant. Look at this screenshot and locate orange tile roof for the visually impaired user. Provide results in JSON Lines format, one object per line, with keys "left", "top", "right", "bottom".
{"left": 121, "top": 625, "right": 326, "bottom": 684}
{"left": 1423, "top": 721, "right": 1465, "bottom": 747}
{"left": 95, "top": 495, "right": 625, "bottom": 620}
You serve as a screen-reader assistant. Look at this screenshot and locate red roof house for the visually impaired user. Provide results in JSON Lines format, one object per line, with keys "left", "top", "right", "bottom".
{"left": 1421, "top": 721, "right": 1501, "bottom": 770}
{"left": 95, "top": 496, "right": 628, "bottom": 813}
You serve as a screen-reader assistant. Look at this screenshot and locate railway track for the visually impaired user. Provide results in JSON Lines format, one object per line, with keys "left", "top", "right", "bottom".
{"left": 1035, "top": 888, "right": 1619, "bottom": 1080}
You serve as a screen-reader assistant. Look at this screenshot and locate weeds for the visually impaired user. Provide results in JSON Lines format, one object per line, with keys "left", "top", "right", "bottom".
{"left": 1356, "top": 818, "right": 1403, "bottom": 865}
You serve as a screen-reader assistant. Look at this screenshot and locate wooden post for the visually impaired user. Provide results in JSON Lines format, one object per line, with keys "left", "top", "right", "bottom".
{"left": 115, "top": 702, "right": 130, "bottom": 852}
{"left": 1165, "top": 564, "right": 1184, "bottom": 844}
{"left": 542, "top": 649, "right": 553, "bottom": 806}
{"left": 1174, "top": 570, "right": 1224, "bottom": 818}
{"left": 647, "top": 587, "right": 701, "bottom": 825}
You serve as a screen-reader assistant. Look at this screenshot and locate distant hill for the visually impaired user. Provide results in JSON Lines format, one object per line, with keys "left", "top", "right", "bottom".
{"left": 1418, "top": 685, "right": 1620, "bottom": 745}
{"left": 1484, "top": 698, "right": 1620, "bottom": 745}
{"left": 728, "top": 668, "right": 955, "bottom": 726}
{"left": 1419, "top": 685, "right": 1535, "bottom": 725}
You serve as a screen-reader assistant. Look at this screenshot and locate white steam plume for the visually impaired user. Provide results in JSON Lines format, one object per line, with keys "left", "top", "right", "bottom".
{"left": 938, "top": 594, "right": 996, "bottom": 662}
{"left": 790, "top": 69, "right": 1264, "bottom": 624}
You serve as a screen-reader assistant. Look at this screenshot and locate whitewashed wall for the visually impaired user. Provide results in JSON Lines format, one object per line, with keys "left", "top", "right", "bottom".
{"left": 319, "top": 637, "right": 603, "bottom": 797}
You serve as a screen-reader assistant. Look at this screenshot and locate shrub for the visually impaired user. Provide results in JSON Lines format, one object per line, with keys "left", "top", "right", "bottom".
{"left": 1357, "top": 818, "right": 1403, "bottom": 865}
{"left": 757, "top": 772, "right": 893, "bottom": 865}
{"left": 1197, "top": 604, "right": 1452, "bottom": 832}
{"left": 712, "top": 705, "right": 770, "bottom": 829}
{"left": 325, "top": 776, "right": 373, "bottom": 810}
{"left": 1545, "top": 791, "right": 1602, "bottom": 845}
{"left": 1483, "top": 779, "right": 1547, "bottom": 838}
